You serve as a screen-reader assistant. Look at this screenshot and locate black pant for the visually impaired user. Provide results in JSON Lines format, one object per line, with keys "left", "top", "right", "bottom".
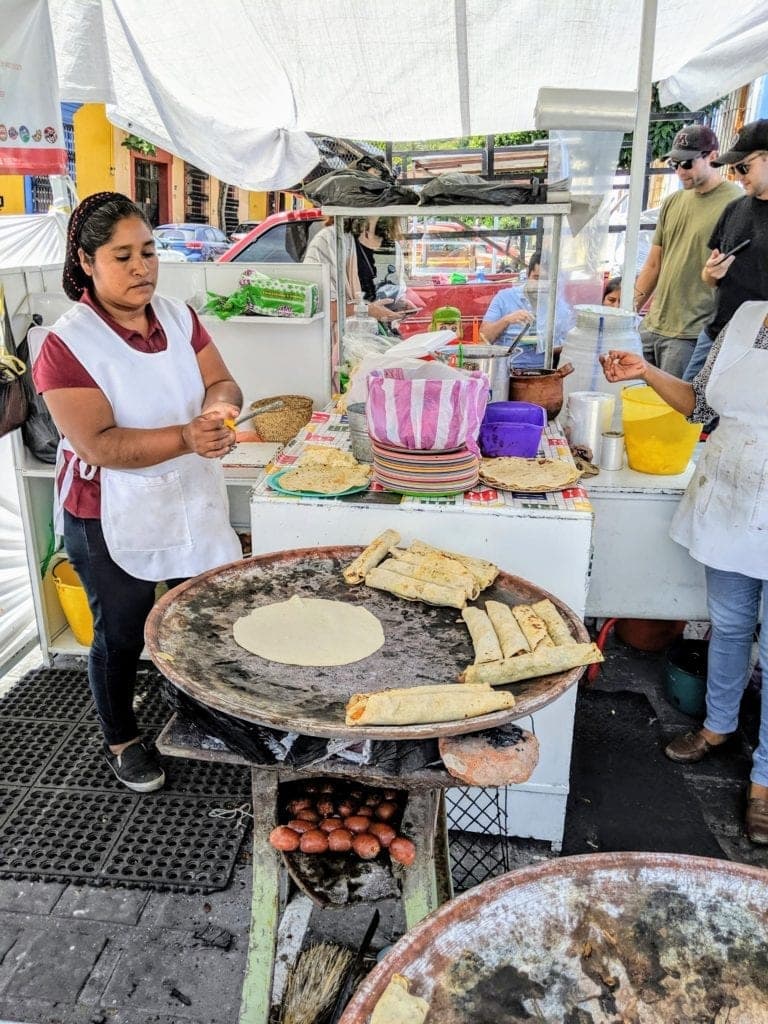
{"left": 63, "top": 511, "right": 184, "bottom": 745}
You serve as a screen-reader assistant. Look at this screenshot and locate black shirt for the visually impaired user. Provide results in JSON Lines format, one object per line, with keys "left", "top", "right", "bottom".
{"left": 355, "top": 239, "right": 378, "bottom": 302}
{"left": 706, "top": 195, "right": 768, "bottom": 339}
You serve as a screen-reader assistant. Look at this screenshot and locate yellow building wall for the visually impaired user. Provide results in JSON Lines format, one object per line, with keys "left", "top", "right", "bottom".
{"left": 73, "top": 105, "right": 116, "bottom": 199}
{"left": 0, "top": 177, "right": 27, "bottom": 215}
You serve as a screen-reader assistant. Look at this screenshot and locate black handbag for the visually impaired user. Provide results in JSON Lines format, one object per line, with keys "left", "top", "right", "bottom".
{"left": 17, "top": 321, "right": 60, "bottom": 463}
{"left": 0, "top": 288, "right": 29, "bottom": 440}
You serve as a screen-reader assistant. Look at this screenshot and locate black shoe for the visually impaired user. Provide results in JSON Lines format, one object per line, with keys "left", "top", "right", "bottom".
{"left": 104, "top": 740, "right": 165, "bottom": 793}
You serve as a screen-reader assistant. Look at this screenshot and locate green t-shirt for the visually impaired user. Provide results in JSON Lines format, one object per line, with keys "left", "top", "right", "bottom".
{"left": 644, "top": 179, "right": 742, "bottom": 338}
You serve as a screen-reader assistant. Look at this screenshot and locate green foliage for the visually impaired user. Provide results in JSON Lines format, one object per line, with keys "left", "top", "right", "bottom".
{"left": 121, "top": 134, "right": 157, "bottom": 156}
{"left": 618, "top": 86, "right": 724, "bottom": 169}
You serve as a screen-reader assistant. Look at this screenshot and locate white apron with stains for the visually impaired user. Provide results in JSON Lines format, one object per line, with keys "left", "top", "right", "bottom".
{"left": 670, "top": 301, "right": 768, "bottom": 578}
{"left": 38, "top": 296, "right": 240, "bottom": 581}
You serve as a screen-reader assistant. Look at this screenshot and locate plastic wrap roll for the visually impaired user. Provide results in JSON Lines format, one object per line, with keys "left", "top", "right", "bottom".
{"left": 564, "top": 391, "right": 615, "bottom": 463}
{"left": 600, "top": 430, "right": 625, "bottom": 471}
{"left": 534, "top": 88, "right": 638, "bottom": 131}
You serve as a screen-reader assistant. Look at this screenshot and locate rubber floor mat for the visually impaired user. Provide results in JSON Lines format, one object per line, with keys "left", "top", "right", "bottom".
{"left": 562, "top": 689, "right": 726, "bottom": 858}
{"left": 0, "top": 666, "right": 251, "bottom": 893}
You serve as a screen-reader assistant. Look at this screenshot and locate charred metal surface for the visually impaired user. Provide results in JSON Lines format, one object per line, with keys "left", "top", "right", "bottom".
{"left": 145, "top": 546, "right": 588, "bottom": 740}
{"left": 339, "top": 852, "right": 768, "bottom": 1023}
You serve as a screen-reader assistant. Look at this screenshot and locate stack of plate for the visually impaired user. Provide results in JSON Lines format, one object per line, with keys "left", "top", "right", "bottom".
{"left": 372, "top": 440, "right": 479, "bottom": 496}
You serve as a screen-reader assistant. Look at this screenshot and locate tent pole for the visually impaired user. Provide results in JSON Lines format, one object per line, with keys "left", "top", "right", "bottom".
{"left": 620, "top": 0, "right": 657, "bottom": 310}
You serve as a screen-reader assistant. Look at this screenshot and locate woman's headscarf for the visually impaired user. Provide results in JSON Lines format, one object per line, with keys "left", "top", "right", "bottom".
{"left": 62, "top": 191, "right": 135, "bottom": 300}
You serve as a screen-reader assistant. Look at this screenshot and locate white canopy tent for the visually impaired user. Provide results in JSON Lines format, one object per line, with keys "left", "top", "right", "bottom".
{"left": 47, "top": 0, "right": 768, "bottom": 192}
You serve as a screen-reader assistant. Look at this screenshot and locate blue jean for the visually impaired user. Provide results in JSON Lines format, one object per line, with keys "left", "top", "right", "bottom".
{"left": 703, "top": 565, "right": 768, "bottom": 786}
{"left": 63, "top": 511, "right": 185, "bottom": 746}
{"left": 682, "top": 326, "right": 714, "bottom": 382}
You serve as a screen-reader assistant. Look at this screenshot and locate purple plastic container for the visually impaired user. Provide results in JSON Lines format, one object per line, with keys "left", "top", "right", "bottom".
{"left": 479, "top": 402, "right": 546, "bottom": 457}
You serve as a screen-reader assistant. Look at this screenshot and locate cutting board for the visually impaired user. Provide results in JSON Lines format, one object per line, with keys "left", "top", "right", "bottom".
{"left": 222, "top": 442, "right": 281, "bottom": 474}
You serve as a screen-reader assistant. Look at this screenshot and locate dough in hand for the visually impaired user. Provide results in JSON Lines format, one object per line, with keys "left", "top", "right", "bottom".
{"left": 233, "top": 595, "right": 384, "bottom": 666}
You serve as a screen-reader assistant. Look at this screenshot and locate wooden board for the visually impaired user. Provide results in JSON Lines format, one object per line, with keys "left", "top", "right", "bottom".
{"left": 145, "top": 545, "right": 588, "bottom": 741}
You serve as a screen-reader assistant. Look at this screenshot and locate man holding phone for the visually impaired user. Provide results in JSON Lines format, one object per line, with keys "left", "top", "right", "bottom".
{"left": 633, "top": 124, "right": 741, "bottom": 378}
{"left": 684, "top": 119, "right": 768, "bottom": 381}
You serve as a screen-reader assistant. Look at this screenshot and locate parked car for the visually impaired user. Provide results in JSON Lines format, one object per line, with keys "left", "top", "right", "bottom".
{"left": 154, "top": 239, "right": 188, "bottom": 263}
{"left": 220, "top": 209, "right": 325, "bottom": 263}
{"left": 229, "top": 220, "right": 261, "bottom": 243}
{"left": 153, "top": 223, "right": 230, "bottom": 262}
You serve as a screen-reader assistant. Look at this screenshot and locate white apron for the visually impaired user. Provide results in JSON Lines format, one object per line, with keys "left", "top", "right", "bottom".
{"left": 36, "top": 297, "right": 241, "bottom": 581}
{"left": 670, "top": 301, "right": 768, "bottom": 578}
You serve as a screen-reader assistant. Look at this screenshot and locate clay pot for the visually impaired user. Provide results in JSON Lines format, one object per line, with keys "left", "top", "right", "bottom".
{"left": 615, "top": 618, "right": 686, "bottom": 653}
{"left": 509, "top": 362, "right": 574, "bottom": 419}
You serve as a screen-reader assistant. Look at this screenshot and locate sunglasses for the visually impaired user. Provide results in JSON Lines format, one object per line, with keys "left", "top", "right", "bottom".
{"left": 733, "top": 155, "right": 763, "bottom": 175}
{"left": 667, "top": 152, "right": 709, "bottom": 171}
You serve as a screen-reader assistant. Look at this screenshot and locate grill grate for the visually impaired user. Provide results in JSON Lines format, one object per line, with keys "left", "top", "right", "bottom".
{"left": 446, "top": 787, "right": 511, "bottom": 891}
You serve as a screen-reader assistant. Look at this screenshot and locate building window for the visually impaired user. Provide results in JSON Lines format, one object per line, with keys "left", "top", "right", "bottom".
{"left": 185, "top": 164, "right": 209, "bottom": 223}
{"left": 28, "top": 106, "right": 77, "bottom": 213}
{"left": 134, "top": 159, "right": 162, "bottom": 226}
{"left": 223, "top": 184, "right": 239, "bottom": 235}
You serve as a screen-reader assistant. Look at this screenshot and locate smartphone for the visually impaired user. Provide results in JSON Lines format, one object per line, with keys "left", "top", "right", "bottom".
{"left": 716, "top": 238, "right": 751, "bottom": 263}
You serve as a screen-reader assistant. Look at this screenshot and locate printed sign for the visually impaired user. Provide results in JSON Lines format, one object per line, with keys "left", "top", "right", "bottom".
{"left": 0, "top": 0, "right": 67, "bottom": 175}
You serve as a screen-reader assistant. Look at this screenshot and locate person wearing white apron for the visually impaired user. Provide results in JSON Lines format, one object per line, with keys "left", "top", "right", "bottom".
{"left": 601, "top": 299, "right": 768, "bottom": 844}
{"left": 33, "top": 192, "right": 242, "bottom": 794}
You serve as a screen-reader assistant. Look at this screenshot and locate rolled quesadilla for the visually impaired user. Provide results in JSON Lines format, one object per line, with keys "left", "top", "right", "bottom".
{"left": 343, "top": 529, "right": 400, "bottom": 585}
{"left": 345, "top": 683, "right": 515, "bottom": 726}
{"left": 387, "top": 551, "right": 479, "bottom": 599}
{"left": 462, "top": 606, "right": 504, "bottom": 664}
{"left": 459, "top": 642, "right": 603, "bottom": 685}
{"left": 530, "top": 598, "right": 576, "bottom": 646}
{"left": 407, "top": 540, "right": 499, "bottom": 590}
{"left": 365, "top": 565, "right": 467, "bottom": 609}
{"left": 485, "top": 600, "right": 530, "bottom": 658}
{"left": 512, "top": 604, "right": 554, "bottom": 650}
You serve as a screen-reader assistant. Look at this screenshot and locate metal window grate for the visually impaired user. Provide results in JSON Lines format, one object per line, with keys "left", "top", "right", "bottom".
{"left": 185, "top": 164, "right": 209, "bottom": 223}
{"left": 223, "top": 184, "right": 239, "bottom": 235}
{"left": 446, "top": 787, "right": 511, "bottom": 891}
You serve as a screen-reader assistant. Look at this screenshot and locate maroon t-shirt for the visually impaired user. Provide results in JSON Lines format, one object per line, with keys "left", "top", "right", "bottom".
{"left": 33, "top": 292, "right": 212, "bottom": 518}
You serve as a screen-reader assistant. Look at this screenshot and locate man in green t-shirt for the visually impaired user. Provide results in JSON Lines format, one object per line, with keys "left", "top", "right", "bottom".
{"left": 633, "top": 124, "right": 742, "bottom": 377}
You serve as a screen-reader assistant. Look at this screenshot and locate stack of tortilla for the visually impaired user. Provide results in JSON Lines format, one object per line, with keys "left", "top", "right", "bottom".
{"left": 343, "top": 531, "right": 498, "bottom": 609}
{"left": 459, "top": 598, "right": 602, "bottom": 684}
{"left": 479, "top": 455, "right": 581, "bottom": 492}
{"left": 277, "top": 445, "right": 370, "bottom": 494}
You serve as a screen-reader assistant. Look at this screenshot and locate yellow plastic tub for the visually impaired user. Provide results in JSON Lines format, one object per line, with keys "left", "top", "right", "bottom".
{"left": 52, "top": 560, "right": 94, "bottom": 647}
{"left": 622, "top": 385, "right": 701, "bottom": 475}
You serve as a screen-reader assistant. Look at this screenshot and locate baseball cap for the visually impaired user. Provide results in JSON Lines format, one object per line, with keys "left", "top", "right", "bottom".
{"left": 712, "top": 119, "right": 768, "bottom": 166}
{"left": 663, "top": 124, "right": 719, "bottom": 161}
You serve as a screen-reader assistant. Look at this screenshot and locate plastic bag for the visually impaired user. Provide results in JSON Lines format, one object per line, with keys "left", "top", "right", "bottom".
{"left": 366, "top": 365, "right": 489, "bottom": 455}
{"left": 418, "top": 172, "right": 544, "bottom": 206}
{"left": 17, "top": 330, "right": 59, "bottom": 462}
{"left": 0, "top": 290, "right": 29, "bottom": 440}
{"left": 303, "top": 169, "right": 419, "bottom": 207}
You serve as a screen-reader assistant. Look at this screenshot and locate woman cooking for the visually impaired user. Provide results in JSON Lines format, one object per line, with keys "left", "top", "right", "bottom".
{"left": 601, "top": 299, "right": 768, "bottom": 844}
{"left": 33, "top": 192, "right": 242, "bottom": 793}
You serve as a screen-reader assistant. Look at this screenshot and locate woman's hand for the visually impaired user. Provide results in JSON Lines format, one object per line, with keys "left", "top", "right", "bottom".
{"left": 182, "top": 413, "right": 235, "bottom": 459}
{"left": 599, "top": 349, "right": 648, "bottom": 383}
{"left": 367, "top": 298, "right": 402, "bottom": 322}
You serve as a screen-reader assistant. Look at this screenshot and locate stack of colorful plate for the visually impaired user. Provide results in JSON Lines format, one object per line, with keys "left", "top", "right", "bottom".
{"left": 372, "top": 440, "right": 479, "bottom": 496}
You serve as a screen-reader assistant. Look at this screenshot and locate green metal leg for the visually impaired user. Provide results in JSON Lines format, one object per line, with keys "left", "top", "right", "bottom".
{"left": 239, "top": 769, "right": 281, "bottom": 1024}
{"left": 399, "top": 788, "right": 452, "bottom": 929}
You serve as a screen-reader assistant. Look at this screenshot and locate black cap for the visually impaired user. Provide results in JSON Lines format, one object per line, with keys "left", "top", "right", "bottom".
{"left": 663, "top": 124, "right": 719, "bottom": 161}
{"left": 712, "top": 119, "right": 768, "bottom": 166}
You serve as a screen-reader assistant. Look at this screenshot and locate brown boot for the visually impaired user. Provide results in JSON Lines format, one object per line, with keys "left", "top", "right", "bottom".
{"left": 745, "top": 798, "right": 768, "bottom": 845}
{"left": 664, "top": 730, "right": 729, "bottom": 764}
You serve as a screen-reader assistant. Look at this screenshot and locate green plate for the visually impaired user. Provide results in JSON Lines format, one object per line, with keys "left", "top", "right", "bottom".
{"left": 266, "top": 468, "right": 370, "bottom": 498}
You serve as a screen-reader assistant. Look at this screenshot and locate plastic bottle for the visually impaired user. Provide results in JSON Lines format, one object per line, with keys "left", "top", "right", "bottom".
{"left": 560, "top": 304, "right": 643, "bottom": 429}
{"left": 340, "top": 294, "right": 382, "bottom": 373}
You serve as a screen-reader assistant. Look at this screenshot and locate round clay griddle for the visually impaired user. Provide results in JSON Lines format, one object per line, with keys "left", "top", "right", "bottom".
{"left": 339, "top": 852, "right": 768, "bottom": 1023}
{"left": 145, "top": 545, "right": 589, "bottom": 740}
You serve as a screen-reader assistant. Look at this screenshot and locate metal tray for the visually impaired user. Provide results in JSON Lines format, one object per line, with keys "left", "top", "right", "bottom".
{"left": 145, "top": 545, "right": 588, "bottom": 741}
{"left": 339, "top": 852, "right": 768, "bottom": 1023}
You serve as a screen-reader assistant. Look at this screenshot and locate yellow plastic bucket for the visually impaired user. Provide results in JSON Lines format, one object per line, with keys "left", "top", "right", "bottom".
{"left": 52, "top": 560, "right": 94, "bottom": 646}
{"left": 621, "top": 385, "right": 701, "bottom": 475}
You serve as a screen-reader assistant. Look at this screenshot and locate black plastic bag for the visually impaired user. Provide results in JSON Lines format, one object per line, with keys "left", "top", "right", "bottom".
{"left": 17, "top": 325, "right": 59, "bottom": 463}
{"left": 0, "top": 297, "right": 29, "bottom": 440}
{"left": 303, "top": 169, "right": 419, "bottom": 207}
{"left": 418, "top": 172, "right": 545, "bottom": 206}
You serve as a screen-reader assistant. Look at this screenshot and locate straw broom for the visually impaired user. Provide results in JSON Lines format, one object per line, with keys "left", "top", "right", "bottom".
{"left": 279, "top": 942, "right": 355, "bottom": 1024}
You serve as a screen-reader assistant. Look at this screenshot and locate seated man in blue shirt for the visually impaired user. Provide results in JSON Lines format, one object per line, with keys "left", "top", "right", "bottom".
{"left": 480, "top": 252, "right": 572, "bottom": 367}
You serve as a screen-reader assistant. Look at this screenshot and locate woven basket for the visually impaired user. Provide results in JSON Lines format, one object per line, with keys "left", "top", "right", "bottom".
{"left": 250, "top": 394, "right": 313, "bottom": 442}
